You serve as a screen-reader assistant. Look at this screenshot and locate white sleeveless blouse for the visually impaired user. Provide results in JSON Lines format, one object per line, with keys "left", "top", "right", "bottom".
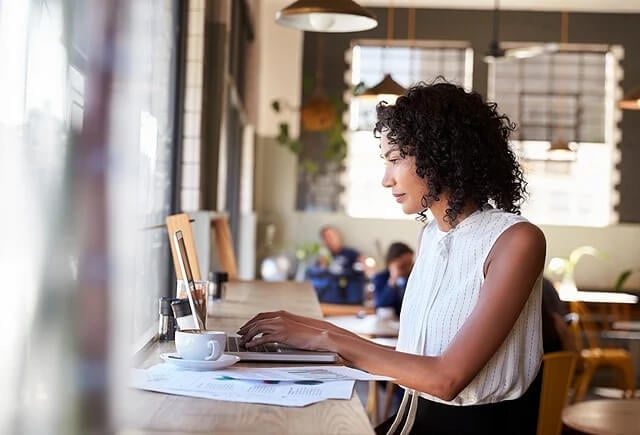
{"left": 396, "top": 206, "right": 543, "bottom": 405}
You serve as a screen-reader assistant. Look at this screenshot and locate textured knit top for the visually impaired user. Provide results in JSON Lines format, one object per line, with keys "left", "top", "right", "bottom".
{"left": 396, "top": 205, "right": 543, "bottom": 405}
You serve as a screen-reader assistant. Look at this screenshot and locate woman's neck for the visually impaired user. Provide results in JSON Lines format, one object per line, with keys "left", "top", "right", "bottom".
{"left": 430, "top": 198, "right": 481, "bottom": 232}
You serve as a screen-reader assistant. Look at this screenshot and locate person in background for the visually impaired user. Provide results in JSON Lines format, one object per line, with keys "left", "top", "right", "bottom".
{"left": 373, "top": 242, "right": 414, "bottom": 317}
{"left": 240, "top": 82, "right": 545, "bottom": 434}
{"left": 305, "top": 225, "right": 366, "bottom": 304}
{"left": 541, "top": 277, "right": 577, "bottom": 354}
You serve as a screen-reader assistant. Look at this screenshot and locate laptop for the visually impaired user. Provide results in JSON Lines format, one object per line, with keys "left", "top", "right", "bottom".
{"left": 172, "top": 229, "right": 335, "bottom": 363}
{"left": 225, "top": 335, "right": 337, "bottom": 363}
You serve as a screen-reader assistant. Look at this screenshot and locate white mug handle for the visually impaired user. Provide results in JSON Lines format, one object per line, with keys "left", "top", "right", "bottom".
{"left": 204, "top": 340, "right": 218, "bottom": 361}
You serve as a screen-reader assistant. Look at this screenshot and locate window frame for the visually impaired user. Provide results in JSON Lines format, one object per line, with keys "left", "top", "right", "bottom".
{"left": 487, "top": 43, "right": 621, "bottom": 227}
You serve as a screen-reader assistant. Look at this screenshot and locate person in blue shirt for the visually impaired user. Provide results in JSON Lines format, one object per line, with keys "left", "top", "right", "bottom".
{"left": 305, "top": 225, "right": 366, "bottom": 304}
{"left": 372, "top": 242, "right": 414, "bottom": 317}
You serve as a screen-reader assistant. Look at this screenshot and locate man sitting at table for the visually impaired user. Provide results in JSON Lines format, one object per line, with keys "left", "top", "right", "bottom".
{"left": 372, "top": 242, "right": 414, "bottom": 317}
{"left": 305, "top": 225, "right": 366, "bottom": 304}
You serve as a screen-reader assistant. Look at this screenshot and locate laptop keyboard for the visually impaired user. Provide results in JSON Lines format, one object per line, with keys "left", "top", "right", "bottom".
{"left": 226, "top": 336, "right": 276, "bottom": 353}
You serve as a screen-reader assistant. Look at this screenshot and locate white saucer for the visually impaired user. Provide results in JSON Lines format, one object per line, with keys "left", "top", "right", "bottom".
{"left": 160, "top": 353, "right": 240, "bottom": 371}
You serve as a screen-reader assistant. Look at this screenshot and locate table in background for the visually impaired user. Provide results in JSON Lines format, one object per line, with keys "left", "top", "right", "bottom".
{"left": 613, "top": 321, "right": 640, "bottom": 331}
{"left": 125, "top": 281, "right": 374, "bottom": 435}
{"left": 562, "top": 399, "right": 640, "bottom": 435}
{"left": 326, "top": 314, "right": 400, "bottom": 338}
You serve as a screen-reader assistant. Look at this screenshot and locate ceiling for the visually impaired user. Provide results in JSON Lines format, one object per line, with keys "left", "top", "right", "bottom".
{"left": 360, "top": 0, "right": 640, "bottom": 13}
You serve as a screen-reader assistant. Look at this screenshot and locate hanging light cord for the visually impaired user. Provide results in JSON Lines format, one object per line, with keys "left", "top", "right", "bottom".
{"left": 561, "top": 11, "right": 569, "bottom": 46}
{"left": 381, "top": 1, "right": 394, "bottom": 74}
{"left": 408, "top": 7, "right": 415, "bottom": 41}
{"left": 492, "top": 0, "right": 500, "bottom": 46}
{"left": 553, "top": 11, "right": 569, "bottom": 144}
{"left": 387, "top": 4, "right": 394, "bottom": 43}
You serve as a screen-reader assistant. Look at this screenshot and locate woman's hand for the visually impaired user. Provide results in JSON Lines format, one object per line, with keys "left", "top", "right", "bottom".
{"left": 237, "top": 311, "right": 338, "bottom": 351}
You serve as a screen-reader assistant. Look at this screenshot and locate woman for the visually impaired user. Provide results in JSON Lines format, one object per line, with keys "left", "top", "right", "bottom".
{"left": 239, "top": 82, "right": 545, "bottom": 434}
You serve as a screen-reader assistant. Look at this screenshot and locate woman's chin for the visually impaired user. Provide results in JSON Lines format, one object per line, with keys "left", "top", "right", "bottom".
{"left": 402, "top": 204, "right": 420, "bottom": 215}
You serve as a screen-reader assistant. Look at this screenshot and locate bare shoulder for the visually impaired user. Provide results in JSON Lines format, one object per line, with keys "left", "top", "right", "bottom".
{"left": 499, "top": 221, "right": 546, "bottom": 251}
{"left": 486, "top": 221, "right": 546, "bottom": 272}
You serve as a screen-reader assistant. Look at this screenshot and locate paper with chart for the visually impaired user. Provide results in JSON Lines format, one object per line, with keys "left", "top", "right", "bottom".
{"left": 207, "top": 365, "right": 394, "bottom": 382}
{"left": 131, "top": 364, "right": 356, "bottom": 407}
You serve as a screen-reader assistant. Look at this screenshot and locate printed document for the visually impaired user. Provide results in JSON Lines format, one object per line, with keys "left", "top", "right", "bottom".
{"left": 131, "top": 364, "right": 356, "bottom": 407}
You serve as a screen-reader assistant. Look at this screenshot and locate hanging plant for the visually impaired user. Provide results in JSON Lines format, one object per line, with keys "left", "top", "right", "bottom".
{"left": 271, "top": 79, "right": 347, "bottom": 175}
{"left": 270, "top": 34, "right": 348, "bottom": 175}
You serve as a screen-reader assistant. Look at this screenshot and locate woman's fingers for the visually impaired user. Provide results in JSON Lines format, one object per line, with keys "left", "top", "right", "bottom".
{"left": 237, "top": 310, "right": 287, "bottom": 333}
{"left": 239, "top": 317, "right": 285, "bottom": 345}
{"left": 243, "top": 332, "right": 283, "bottom": 348}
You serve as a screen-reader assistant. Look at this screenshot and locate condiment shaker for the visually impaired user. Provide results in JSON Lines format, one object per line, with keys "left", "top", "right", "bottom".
{"left": 158, "top": 297, "right": 179, "bottom": 341}
{"left": 171, "top": 298, "right": 197, "bottom": 330}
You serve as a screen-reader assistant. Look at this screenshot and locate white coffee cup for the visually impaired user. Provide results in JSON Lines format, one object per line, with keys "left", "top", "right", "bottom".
{"left": 175, "top": 330, "right": 226, "bottom": 361}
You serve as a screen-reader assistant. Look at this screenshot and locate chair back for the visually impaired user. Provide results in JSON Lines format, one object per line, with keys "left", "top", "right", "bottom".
{"left": 166, "top": 213, "right": 202, "bottom": 281}
{"left": 569, "top": 301, "right": 602, "bottom": 349}
{"left": 537, "top": 351, "right": 578, "bottom": 435}
{"left": 211, "top": 214, "right": 238, "bottom": 280}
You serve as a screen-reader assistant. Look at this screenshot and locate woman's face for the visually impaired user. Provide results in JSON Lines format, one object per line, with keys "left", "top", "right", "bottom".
{"left": 380, "top": 131, "right": 429, "bottom": 215}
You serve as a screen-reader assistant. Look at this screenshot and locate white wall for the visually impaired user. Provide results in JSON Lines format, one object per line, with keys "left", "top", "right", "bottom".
{"left": 253, "top": 2, "right": 640, "bottom": 289}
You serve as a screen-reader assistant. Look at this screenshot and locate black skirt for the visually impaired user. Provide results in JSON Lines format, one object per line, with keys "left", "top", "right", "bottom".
{"left": 375, "top": 369, "right": 542, "bottom": 435}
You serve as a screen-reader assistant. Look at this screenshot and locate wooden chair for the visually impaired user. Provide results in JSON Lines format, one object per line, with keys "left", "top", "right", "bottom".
{"left": 210, "top": 214, "right": 238, "bottom": 280}
{"left": 167, "top": 212, "right": 239, "bottom": 282}
{"left": 537, "top": 351, "right": 578, "bottom": 435}
{"left": 166, "top": 213, "right": 202, "bottom": 281}
{"left": 568, "top": 301, "right": 635, "bottom": 401}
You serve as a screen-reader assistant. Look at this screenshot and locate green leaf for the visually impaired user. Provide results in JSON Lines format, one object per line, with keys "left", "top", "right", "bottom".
{"left": 353, "top": 81, "right": 366, "bottom": 95}
{"left": 614, "top": 270, "right": 633, "bottom": 292}
{"left": 288, "top": 139, "right": 303, "bottom": 154}
{"left": 302, "top": 75, "right": 314, "bottom": 97}
{"left": 277, "top": 122, "right": 290, "bottom": 144}
{"left": 301, "top": 158, "right": 319, "bottom": 174}
{"left": 329, "top": 95, "right": 344, "bottom": 111}
{"left": 271, "top": 100, "right": 281, "bottom": 113}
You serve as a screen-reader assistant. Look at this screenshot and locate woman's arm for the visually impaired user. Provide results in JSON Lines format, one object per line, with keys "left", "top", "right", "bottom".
{"left": 239, "top": 222, "right": 545, "bottom": 401}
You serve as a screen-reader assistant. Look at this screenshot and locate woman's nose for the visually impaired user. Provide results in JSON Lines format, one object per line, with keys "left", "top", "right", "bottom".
{"left": 381, "top": 168, "right": 394, "bottom": 188}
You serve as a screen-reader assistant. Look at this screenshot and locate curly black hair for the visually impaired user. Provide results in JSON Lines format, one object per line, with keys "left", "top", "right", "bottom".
{"left": 374, "top": 80, "right": 527, "bottom": 225}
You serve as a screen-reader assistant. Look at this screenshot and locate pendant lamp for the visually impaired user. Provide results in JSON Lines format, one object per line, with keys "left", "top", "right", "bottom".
{"left": 275, "top": 0, "right": 377, "bottom": 33}
{"left": 619, "top": 87, "right": 640, "bottom": 110}
{"left": 301, "top": 36, "right": 336, "bottom": 131}
{"left": 358, "top": 6, "right": 407, "bottom": 100}
{"left": 546, "top": 138, "right": 576, "bottom": 161}
{"left": 546, "top": 12, "right": 577, "bottom": 161}
{"left": 359, "top": 74, "right": 407, "bottom": 99}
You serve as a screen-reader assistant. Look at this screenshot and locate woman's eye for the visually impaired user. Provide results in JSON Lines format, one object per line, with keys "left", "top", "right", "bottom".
{"left": 384, "top": 158, "right": 397, "bottom": 167}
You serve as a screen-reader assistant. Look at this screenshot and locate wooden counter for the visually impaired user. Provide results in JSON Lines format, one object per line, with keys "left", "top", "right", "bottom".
{"left": 124, "top": 280, "right": 374, "bottom": 434}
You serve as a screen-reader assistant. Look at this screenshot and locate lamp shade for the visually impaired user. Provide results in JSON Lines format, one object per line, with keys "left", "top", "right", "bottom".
{"left": 546, "top": 138, "right": 576, "bottom": 161}
{"left": 275, "top": 0, "right": 377, "bottom": 33}
{"left": 619, "top": 87, "right": 640, "bottom": 110}
{"left": 358, "top": 74, "right": 407, "bottom": 101}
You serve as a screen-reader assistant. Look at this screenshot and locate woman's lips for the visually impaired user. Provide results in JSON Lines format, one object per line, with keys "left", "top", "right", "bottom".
{"left": 393, "top": 193, "right": 405, "bottom": 203}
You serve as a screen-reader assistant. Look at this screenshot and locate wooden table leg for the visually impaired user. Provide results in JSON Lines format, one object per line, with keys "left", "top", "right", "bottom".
{"left": 367, "top": 379, "right": 379, "bottom": 426}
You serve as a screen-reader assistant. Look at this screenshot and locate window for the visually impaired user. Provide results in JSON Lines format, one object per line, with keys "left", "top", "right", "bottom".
{"left": 345, "top": 41, "right": 473, "bottom": 219}
{"left": 127, "top": 0, "right": 181, "bottom": 350}
{"left": 489, "top": 44, "right": 620, "bottom": 226}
